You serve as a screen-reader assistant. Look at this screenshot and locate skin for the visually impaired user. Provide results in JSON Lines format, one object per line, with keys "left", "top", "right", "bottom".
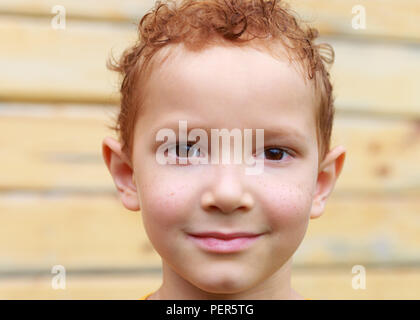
{"left": 102, "top": 42, "right": 346, "bottom": 300}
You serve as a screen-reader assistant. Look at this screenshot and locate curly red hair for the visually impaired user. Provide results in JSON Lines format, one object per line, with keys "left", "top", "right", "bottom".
{"left": 107, "top": 0, "right": 335, "bottom": 167}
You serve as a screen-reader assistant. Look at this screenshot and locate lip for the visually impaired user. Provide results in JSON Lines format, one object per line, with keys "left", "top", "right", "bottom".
{"left": 187, "top": 231, "right": 264, "bottom": 253}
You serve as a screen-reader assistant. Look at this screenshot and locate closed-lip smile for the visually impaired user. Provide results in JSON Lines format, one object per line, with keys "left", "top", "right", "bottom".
{"left": 187, "top": 231, "right": 265, "bottom": 253}
{"left": 189, "top": 231, "right": 262, "bottom": 239}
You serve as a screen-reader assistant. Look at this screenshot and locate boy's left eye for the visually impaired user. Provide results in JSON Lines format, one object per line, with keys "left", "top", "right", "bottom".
{"left": 256, "top": 147, "right": 293, "bottom": 162}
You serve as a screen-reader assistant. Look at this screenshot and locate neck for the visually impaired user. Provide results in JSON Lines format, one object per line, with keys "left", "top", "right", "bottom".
{"left": 149, "top": 257, "right": 303, "bottom": 300}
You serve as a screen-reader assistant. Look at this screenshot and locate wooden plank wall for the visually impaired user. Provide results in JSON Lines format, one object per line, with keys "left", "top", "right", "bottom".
{"left": 0, "top": 0, "right": 419, "bottom": 299}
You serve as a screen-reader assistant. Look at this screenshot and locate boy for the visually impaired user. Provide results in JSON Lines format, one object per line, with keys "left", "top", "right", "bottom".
{"left": 102, "top": 0, "right": 346, "bottom": 299}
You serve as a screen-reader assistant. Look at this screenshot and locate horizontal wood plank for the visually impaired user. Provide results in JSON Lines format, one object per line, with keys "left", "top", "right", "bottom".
{"left": 1, "top": 268, "right": 420, "bottom": 299}
{"left": 0, "top": 104, "right": 419, "bottom": 193}
{"left": 0, "top": 16, "right": 419, "bottom": 115}
{"left": 0, "top": 193, "right": 161, "bottom": 271}
{"left": 0, "top": 0, "right": 156, "bottom": 22}
{"left": 0, "top": 193, "right": 419, "bottom": 270}
{"left": 292, "top": 267, "right": 420, "bottom": 300}
{"left": 0, "top": 274, "right": 162, "bottom": 300}
{"left": 331, "top": 114, "right": 420, "bottom": 193}
{"left": 0, "top": 104, "right": 116, "bottom": 190}
{"left": 0, "top": 0, "right": 419, "bottom": 41}
{"left": 292, "top": 0, "right": 420, "bottom": 42}
{"left": 329, "top": 39, "right": 420, "bottom": 117}
{"left": 0, "top": 17, "right": 135, "bottom": 104}
{"left": 296, "top": 195, "right": 420, "bottom": 266}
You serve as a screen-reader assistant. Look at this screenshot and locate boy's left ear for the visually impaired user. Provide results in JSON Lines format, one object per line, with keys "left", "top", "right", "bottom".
{"left": 310, "top": 145, "right": 346, "bottom": 219}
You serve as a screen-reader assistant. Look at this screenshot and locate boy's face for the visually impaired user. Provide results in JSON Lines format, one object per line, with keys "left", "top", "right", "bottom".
{"left": 103, "top": 43, "right": 345, "bottom": 297}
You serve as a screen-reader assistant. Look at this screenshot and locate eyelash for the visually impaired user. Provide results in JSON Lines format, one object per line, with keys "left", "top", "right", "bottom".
{"left": 167, "top": 142, "right": 294, "bottom": 164}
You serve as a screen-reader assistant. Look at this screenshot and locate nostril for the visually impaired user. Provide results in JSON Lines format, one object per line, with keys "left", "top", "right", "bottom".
{"left": 201, "top": 191, "right": 254, "bottom": 214}
{"left": 208, "top": 205, "right": 219, "bottom": 212}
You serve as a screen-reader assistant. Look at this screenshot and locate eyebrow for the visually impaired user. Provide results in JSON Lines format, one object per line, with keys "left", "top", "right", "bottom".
{"left": 261, "top": 126, "right": 307, "bottom": 142}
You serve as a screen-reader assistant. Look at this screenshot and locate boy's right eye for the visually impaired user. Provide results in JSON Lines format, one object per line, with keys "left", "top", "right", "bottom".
{"left": 167, "top": 142, "right": 203, "bottom": 161}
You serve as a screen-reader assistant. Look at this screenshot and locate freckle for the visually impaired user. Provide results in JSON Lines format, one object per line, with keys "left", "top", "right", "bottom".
{"left": 375, "top": 164, "right": 392, "bottom": 178}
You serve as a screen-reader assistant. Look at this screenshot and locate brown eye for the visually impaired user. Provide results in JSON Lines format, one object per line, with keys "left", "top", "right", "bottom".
{"left": 262, "top": 148, "right": 290, "bottom": 161}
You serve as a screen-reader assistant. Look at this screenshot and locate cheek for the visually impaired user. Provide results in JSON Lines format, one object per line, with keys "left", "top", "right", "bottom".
{"left": 136, "top": 170, "right": 194, "bottom": 229}
{"left": 135, "top": 172, "right": 190, "bottom": 258}
{"left": 256, "top": 178, "right": 314, "bottom": 231}
{"left": 258, "top": 181, "right": 313, "bottom": 262}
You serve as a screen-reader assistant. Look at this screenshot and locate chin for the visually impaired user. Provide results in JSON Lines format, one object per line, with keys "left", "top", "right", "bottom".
{"left": 190, "top": 269, "right": 256, "bottom": 295}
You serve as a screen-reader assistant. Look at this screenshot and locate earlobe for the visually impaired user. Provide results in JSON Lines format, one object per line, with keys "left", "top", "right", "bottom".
{"left": 310, "top": 145, "right": 346, "bottom": 219}
{"left": 102, "top": 136, "right": 141, "bottom": 211}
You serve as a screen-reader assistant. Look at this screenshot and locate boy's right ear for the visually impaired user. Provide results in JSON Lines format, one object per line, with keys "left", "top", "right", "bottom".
{"left": 102, "top": 136, "right": 140, "bottom": 211}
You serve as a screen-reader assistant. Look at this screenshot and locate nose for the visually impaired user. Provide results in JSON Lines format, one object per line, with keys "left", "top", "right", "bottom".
{"left": 201, "top": 164, "right": 255, "bottom": 214}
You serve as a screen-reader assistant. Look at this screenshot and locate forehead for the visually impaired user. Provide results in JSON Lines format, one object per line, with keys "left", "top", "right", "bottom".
{"left": 138, "top": 43, "right": 317, "bottom": 143}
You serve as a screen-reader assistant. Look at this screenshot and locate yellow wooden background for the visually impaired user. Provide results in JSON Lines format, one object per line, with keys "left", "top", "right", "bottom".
{"left": 0, "top": 0, "right": 419, "bottom": 299}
